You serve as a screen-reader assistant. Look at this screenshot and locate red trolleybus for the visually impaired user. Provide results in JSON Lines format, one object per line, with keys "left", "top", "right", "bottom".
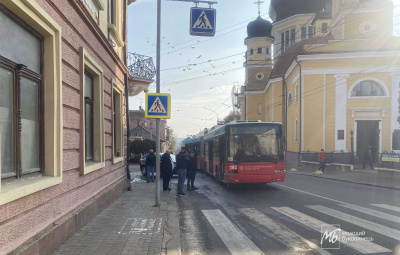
{"left": 203, "top": 122, "right": 285, "bottom": 186}
{"left": 182, "top": 136, "right": 204, "bottom": 170}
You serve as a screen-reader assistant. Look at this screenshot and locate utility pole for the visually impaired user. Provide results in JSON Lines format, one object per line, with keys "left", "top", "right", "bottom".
{"left": 155, "top": 0, "right": 162, "bottom": 207}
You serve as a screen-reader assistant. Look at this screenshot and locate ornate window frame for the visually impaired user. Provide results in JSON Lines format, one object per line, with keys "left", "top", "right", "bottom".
{"left": 348, "top": 78, "right": 390, "bottom": 99}
{"left": 80, "top": 47, "right": 105, "bottom": 175}
{"left": 112, "top": 79, "right": 124, "bottom": 164}
{"left": 0, "top": 0, "right": 62, "bottom": 205}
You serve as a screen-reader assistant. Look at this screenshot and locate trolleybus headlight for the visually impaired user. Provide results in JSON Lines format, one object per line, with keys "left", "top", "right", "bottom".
{"left": 275, "top": 169, "right": 285, "bottom": 173}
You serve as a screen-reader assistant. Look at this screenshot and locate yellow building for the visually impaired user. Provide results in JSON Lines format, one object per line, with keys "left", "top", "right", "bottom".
{"left": 236, "top": 0, "right": 400, "bottom": 166}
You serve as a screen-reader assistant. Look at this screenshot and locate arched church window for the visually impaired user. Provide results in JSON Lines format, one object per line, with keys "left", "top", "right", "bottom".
{"left": 288, "top": 93, "right": 292, "bottom": 107}
{"left": 350, "top": 80, "right": 385, "bottom": 97}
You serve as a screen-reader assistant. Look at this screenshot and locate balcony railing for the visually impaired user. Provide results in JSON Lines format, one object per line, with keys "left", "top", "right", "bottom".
{"left": 127, "top": 53, "right": 156, "bottom": 80}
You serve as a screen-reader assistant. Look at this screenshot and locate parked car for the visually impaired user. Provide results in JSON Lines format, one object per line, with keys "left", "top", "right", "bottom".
{"left": 140, "top": 153, "right": 177, "bottom": 176}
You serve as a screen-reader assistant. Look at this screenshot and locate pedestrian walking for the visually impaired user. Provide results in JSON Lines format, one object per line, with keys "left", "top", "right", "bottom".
{"left": 187, "top": 151, "right": 198, "bottom": 191}
{"left": 161, "top": 150, "right": 173, "bottom": 191}
{"left": 145, "top": 149, "right": 156, "bottom": 182}
{"left": 318, "top": 149, "right": 327, "bottom": 173}
{"left": 363, "top": 145, "right": 374, "bottom": 169}
{"left": 176, "top": 147, "right": 189, "bottom": 196}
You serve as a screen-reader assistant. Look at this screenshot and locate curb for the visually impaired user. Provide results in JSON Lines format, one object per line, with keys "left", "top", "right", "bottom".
{"left": 288, "top": 172, "right": 400, "bottom": 191}
{"left": 162, "top": 184, "right": 181, "bottom": 255}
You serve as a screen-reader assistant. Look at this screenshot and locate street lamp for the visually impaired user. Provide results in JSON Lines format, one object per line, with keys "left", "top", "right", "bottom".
{"left": 204, "top": 107, "right": 219, "bottom": 124}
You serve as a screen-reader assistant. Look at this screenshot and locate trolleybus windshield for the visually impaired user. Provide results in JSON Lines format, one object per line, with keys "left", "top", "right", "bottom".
{"left": 227, "top": 124, "right": 284, "bottom": 162}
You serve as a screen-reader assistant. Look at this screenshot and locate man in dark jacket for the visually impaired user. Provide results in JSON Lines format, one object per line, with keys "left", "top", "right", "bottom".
{"left": 187, "top": 151, "right": 198, "bottom": 191}
{"left": 161, "top": 150, "right": 173, "bottom": 191}
{"left": 176, "top": 147, "right": 189, "bottom": 196}
{"left": 145, "top": 149, "right": 156, "bottom": 182}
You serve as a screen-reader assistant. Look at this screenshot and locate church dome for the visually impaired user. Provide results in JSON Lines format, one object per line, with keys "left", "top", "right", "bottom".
{"left": 270, "top": 0, "right": 331, "bottom": 23}
{"left": 246, "top": 16, "right": 273, "bottom": 39}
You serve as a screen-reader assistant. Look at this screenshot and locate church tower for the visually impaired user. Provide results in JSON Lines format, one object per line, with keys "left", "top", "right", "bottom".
{"left": 244, "top": 15, "right": 274, "bottom": 91}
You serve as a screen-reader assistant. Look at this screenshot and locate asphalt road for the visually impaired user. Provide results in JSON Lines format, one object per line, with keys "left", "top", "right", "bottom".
{"left": 172, "top": 172, "right": 400, "bottom": 255}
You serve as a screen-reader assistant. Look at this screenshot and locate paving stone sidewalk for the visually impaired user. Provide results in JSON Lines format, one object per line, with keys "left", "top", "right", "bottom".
{"left": 287, "top": 164, "right": 400, "bottom": 190}
{"left": 53, "top": 170, "right": 180, "bottom": 255}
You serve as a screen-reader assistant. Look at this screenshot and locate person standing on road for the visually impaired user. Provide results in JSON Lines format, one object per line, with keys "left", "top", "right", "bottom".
{"left": 318, "top": 149, "right": 327, "bottom": 173}
{"left": 161, "top": 150, "right": 173, "bottom": 191}
{"left": 187, "top": 151, "right": 198, "bottom": 191}
{"left": 176, "top": 147, "right": 189, "bottom": 196}
{"left": 146, "top": 149, "right": 156, "bottom": 183}
{"left": 363, "top": 145, "right": 374, "bottom": 169}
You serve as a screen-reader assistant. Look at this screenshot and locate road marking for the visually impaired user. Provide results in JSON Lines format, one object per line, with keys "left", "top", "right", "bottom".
{"left": 308, "top": 205, "right": 400, "bottom": 241}
{"left": 239, "top": 208, "right": 331, "bottom": 255}
{"left": 339, "top": 204, "right": 400, "bottom": 224}
{"left": 202, "top": 209, "right": 264, "bottom": 255}
{"left": 371, "top": 204, "right": 400, "bottom": 213}
{"left": 273, "top": 183, "right": 350, "bottom": 205}
{"left": 182, "top": 210, "right": 206, "bottom": 255}
{"left": 272, "top": 206, "right": 391, "bottom": 254}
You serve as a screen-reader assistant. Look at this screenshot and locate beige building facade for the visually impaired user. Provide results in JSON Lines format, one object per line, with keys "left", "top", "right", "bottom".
{"left": 236, "top": 0, "right": 400, "bottom": 165}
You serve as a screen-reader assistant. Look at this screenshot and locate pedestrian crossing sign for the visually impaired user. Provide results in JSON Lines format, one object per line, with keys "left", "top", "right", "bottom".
{"left": 190, "top": 8, "right": 216, "bottom": 37}
{"left": 145, "top": 93, "right": 171, "bottom": 119}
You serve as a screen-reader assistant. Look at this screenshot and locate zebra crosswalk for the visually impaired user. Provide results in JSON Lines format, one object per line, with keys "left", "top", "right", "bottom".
{"left": 182, "top": 203, "right": 400, "bottom": 254}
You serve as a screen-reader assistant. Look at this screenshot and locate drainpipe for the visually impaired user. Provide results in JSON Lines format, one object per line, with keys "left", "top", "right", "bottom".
{"left": 123, "top": 0, "right": 132, "bottom": 191}
{"left": 123, "top": 0, "right": 127, "bottom": 65}
{"left": 282, "top": 75, "right": 287, "bottom": 151}
{"left": 295, "top": 57, "right": 302, "bottom": 162}
{"left": 125, "top": 74, "right": 132, "bottom": 191}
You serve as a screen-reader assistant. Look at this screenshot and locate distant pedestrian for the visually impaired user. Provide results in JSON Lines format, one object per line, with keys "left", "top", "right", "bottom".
{"left": 318, "top": 149, "right": 327, "bottom": 173}
{"left": 176, "top": 147, "right": 189, "bottom": 196}
{"left": 363, "top": 145, "right": 374, "bottom": 169}
{"left": 187, "top": 151, "right": 198, "bottom": 191}
{"left": 146, "top": 149, "right": 156, "bottom": 182}
{"left": 161, "top": 150, "right": 173, "bottom": 191}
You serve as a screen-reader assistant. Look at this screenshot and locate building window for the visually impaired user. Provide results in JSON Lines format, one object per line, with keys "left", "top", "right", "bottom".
{"left": 295, "top": 119, "right": 298, "bottom": 142}
{"left": 81, "top": 48, "right": 105, "bottom": 174}
{"left": 290, "top": 28, "right": 295, "bottom": 45}
{"left": 266, "top": 47, "right": 269, "bottom": 54}
{"left": 109, "top": 0, "right": 115, "bottom": 24}
{"left": 281, "top": 28, "right": 296, "bottom": 53}
{"left": 287, "top": 93, "right": 293, "bottom": 107}
{"left": 284, "top": 30, "right": 289, "bottom": 51}
{"left": 301, "top": 27, "right": 307, "bottom": 40}
{"left": 257, "top": 48, "right": 262, "bottom": 54}
{"left": 0, "top": 1, "right": 62, "bottom": 205}
{"left": 0, "top": 8, "right": 42, "bottom": 179}
{"left": 113, "top": 81, "right": 124, "bottom": 163}
{"left": 250, "top": 49, "right": 254, "bottom": 55}
{"left": 84, "top": 72, "right": 94, "bottom": 161}
{"left": 322, "top": 23, "right": 328, "bottom": 33}
{"left": 83, "top": 0, "right": 105, "bottom": 23}
{"left": 350, "top": 80, "right": 386, "bottom": 97}
{"left": 295, "top": 85, "right": 299, "bottom": 103}
{"left": 301, "top": 26, "right": 314, "bottom": 40}
{"left": 258, "top": 104, "right": 262, "bottom": 114}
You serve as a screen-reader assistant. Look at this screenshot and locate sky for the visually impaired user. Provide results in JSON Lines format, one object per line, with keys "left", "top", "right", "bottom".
{"left": 127, "top": 0, "right": 267, "bottom": 138}
{"left": 127, "top": 0, "right": 400, "bottom": 138}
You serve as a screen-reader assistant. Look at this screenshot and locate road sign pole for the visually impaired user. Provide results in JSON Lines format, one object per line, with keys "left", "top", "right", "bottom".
{"left": 155, "top": 0, "right": 161, "bottom": 207}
